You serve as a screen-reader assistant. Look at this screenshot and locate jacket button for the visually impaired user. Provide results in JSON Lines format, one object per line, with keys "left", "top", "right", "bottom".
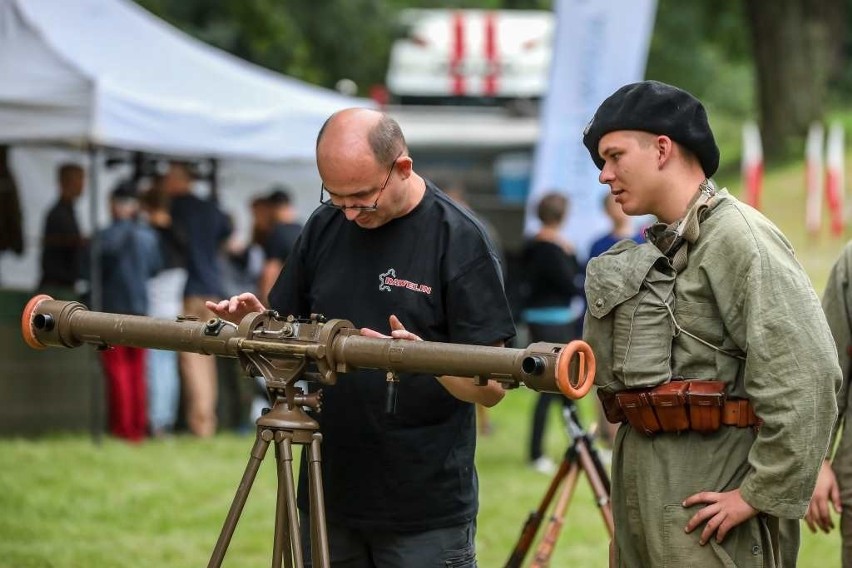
{"left": 595, "top": 298, "right": 604, "bottom": 308}
{"left": 751, "top": 544, "right": 761, "bottom": 555}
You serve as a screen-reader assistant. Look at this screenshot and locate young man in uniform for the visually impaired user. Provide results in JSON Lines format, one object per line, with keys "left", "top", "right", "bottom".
{"left": 806, "top": 241, "right": 852, "bottom": 567}
{"left": 207, "top": 108, "right": 514, "bottom": 567}
{"left": 581, "top": 80, "right": 840, "bottom": 566}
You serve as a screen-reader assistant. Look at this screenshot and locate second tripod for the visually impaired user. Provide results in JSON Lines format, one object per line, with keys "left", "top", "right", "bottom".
{"left": 505, "top": 402, "right": 614, "bottom": 568}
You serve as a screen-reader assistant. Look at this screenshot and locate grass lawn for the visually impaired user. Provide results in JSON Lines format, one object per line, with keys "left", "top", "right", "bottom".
{"left": 0, "top": 390, "right": 842, "bottom": 567}
{"left": 1, "top": 155, "right": 849, "bottom": 566}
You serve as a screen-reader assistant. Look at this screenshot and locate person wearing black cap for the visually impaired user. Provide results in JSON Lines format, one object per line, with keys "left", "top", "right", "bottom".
{"left": 581, "top": 80, "right": 839, "bottom": 566}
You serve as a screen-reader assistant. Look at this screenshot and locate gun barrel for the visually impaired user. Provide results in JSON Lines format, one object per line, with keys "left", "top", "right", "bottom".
{"left": 21, "top": 295, "right": 594, "bottom": 398}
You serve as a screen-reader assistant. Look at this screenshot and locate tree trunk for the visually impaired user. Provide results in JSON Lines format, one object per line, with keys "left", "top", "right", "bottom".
{"left": 743, "top": 0, "right": 838, "bottom": 161}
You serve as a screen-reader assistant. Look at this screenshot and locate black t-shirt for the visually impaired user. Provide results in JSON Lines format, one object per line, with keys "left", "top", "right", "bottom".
{"left": 39, "top": 199, "right": 83, "bottom": 288}
{"left": 269, "top": 180, "right": 515, "bottom": 532}
{"left": 520, "top": 240, "right": 579, "bottom": 309}
{"left": 263, "top": 221, "right": 302, "bottom": 262}
{"left": 170, "top": 193, "right": 232, "bottom": 297}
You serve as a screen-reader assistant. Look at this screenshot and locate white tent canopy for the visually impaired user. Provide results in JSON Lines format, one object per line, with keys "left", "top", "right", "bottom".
{"left": 0, "top": 0, "right": 365, "bottom": 162}
{"left": 0, "top": 0, "right": 375, "bottom": 290}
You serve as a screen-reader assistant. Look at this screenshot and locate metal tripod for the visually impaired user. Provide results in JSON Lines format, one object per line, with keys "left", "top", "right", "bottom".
{"left": 207, "top": 359, "right": 331, "bottom": 568}
{"left": 505, "top": 402, "right": 614, "bottom": 568}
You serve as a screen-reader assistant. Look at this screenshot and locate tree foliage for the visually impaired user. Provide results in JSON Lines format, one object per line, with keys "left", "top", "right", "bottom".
{"left": 134, "top": 0, "right": 850, "bottom": 164}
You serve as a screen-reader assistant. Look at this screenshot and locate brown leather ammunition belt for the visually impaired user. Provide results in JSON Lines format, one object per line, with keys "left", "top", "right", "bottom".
{"left": 599, "top": 380, "right": 760, "bottom": 436}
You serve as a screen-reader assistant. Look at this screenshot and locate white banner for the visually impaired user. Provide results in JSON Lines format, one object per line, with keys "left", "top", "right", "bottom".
{"left": 525, "top": 0, "right": 657, "bottom": 261}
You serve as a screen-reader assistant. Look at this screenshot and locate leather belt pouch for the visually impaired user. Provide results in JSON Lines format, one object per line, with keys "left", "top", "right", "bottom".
{"left": 686, "top": 381, "right": 726, "bottom": 433}
{"left": 648, "top": 381, "right": 690, "bottom": 432}
{"left": 598, "top": 389, "right": 626, "bottom": 424}
{"left": 616, "top": 391, "right": 660, "bottom": 435}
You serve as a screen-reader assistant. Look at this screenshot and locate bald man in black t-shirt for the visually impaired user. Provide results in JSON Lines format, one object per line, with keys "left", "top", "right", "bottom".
{"left": 208, "top": 108, "right": 514, "bottom": 567}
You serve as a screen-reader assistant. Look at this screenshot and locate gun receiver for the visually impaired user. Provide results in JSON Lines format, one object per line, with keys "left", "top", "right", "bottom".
{"left": 22, "top": 295, "right": 594, "bottom": 398}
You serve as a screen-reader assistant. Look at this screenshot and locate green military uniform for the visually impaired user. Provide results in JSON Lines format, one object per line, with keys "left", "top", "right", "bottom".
{"left": 585, "top": 190, "right": 840, "bottom": 567}
{"left": 822, "top": 241, "right": 852, "bottom": 567}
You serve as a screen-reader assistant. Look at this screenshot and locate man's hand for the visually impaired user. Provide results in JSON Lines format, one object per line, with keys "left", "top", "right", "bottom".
{"left": 682, "top": 488, "right": 758, "bottom": 545}
{"left": 360, "top": 315, "right": 505, "bottom": 406}
{"left": 805, "top": 460, "right": 841, "bottom": 534}
{"left": 360, "top": 315, "right": 422, "bottom": 341}
{"left": 205, "top": 292, "right": 265, "bottom": 324}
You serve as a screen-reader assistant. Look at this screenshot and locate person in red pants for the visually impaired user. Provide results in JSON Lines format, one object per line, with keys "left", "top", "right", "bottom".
{"left": 93, "top": 180, "right": 162, "bottom": 441}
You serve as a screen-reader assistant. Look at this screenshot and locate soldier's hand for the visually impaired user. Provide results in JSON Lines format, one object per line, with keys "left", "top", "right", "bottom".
{"left": 360, "top": 315, "right": 423, "bottom": 342}
{"left": 682, "top": 488, "right": 758, "bottom": 545}
{"left": 205, "top": 293, "right": 265, "bottom": 324}
{"left": 805, "top": 460, "right": 841, "bottom": 534}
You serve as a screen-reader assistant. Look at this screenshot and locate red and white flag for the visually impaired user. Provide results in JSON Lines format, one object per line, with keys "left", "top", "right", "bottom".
{"left": 741, "top": 121, "right": 763, "bottom": 210}
{"left": 805, "top": 122, "right": 825, "bottom": 235}
{"left": 826, "top": 122, "right": 846, "bottom": 237}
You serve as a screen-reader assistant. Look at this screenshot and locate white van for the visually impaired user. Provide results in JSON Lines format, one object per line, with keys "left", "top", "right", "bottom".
{"left": 385, "top": 9, "right": 554, "bottom": 105}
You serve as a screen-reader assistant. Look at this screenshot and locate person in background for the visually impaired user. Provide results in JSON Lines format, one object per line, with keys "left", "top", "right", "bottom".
{"left": 806, "top": 240, "right": 852, "bottom": 566}
{"left": 206, "top": 108, "right": 514, "bottom": 567}
{"left": 520, "top": 192, "right": 583, "bottom": 474}
{"left": 0, "top": 146, "right": 24, "bottom": 279}
{"left": 586, "top": 192, "right": 645, "bottom": 449}
{"left": 140, "top": 181, "right": 187, "bottom": 438}
{"left": 588, "top": 192, "right": 645, "bottom": 259}
{"left": 95, "top": 180, "right": 162, "bottom": 441}
{"left": 161, "top": 161, "right": 232, "bottom": 437}
{"left": 257, "top": 186, "right": 303, "bottom": 305}
{"left": 38, "top": 162, "right": 87, "bottom": 297}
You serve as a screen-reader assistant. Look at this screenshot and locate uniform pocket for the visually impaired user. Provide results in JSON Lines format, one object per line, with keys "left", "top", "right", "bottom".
{"left": 662, "top": 504, "right": 764, "bottom": 568}
{"left": 674, "top": 300, "right": 725, "bottom": 346}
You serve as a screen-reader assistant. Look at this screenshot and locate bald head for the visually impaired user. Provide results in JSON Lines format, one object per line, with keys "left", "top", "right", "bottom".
{"left": 316, "top": 108, "right": 406, "bottom": 169}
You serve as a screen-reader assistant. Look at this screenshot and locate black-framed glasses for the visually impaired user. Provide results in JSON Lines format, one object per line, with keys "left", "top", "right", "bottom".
{"left": 319, "top": 151, "right": 404, "bottom": 212}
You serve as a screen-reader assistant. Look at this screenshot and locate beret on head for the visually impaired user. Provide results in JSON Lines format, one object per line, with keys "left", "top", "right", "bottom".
{"left": 582, "top": 80, "right": 719, "bottom": 177}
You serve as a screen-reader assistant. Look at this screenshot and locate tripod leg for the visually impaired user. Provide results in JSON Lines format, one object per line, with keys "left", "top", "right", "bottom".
{"left": 208, "top": 429, "right": 272, "bottom": 568}
{"left": 575, "top": 438, "right": 614, "bottom": 536}
{"left": 273, "top": 432, "right": 301, "bottom": 568}
{"left": 530, "top": 456, "right": 582, "bottom": 568}
{"left": 307, "top": 433, "right": 330, "bottom": 568}
{"left": 504, "top": 457, "right": 574, "bottom": 568}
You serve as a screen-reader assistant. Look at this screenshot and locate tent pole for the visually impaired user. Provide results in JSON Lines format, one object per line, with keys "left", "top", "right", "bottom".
{"left": 87, "top": 144, "right": 104, "bottom": 445}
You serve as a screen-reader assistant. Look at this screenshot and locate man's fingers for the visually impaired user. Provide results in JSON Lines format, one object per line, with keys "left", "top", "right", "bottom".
{"left": 360, "top": 327, "right": 390, "bottom": 339}
{"left": 832, "top": 484, "right": 843, "bottom": 514}
{"left": 684, "top": 504, "right": 716, "bottom": 534}
{"left": 388, "top": 314, "right": 404, "bottom": 331}
{"left": 804, "top": 512, "right": 818, "bottom": 534}
{"left": 698, "top": 511, "right": 723, "bottom": 545}
{"left": 682, "top": 491, "right": 719, "bottom": 508}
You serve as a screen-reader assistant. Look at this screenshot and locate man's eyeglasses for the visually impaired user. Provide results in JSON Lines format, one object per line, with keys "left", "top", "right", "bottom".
{"left": 319, "top": 151, "right": 404, "bottom": 212}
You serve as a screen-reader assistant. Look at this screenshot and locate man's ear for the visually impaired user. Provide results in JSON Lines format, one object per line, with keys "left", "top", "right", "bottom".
{"left": 655, "top": 135, "right": 674, "bottom": 169}
{"left": 398, "top": 156, "right": 414, "bottom": 179}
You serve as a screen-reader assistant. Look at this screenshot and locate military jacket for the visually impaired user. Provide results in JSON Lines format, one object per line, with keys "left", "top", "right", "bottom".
{"left": 822, "top": 241, "right": 852, "bottom": 499}
{"left": 585, "top": 190, "right": 840, "bottom": 518}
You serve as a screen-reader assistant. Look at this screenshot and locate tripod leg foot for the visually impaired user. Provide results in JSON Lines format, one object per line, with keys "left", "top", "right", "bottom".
{"left": 208, "top": 429, "right": 272, "bottom": 568}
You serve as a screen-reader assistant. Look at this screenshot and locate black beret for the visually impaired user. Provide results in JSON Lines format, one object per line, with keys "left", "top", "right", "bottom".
{"left": 582, "top": 80, "right": 719, "bottom": 177}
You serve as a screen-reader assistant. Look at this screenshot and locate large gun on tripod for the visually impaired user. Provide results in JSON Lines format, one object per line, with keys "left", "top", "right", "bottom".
{"left": 21, "top": 294, "right": 595, "bottom": 568}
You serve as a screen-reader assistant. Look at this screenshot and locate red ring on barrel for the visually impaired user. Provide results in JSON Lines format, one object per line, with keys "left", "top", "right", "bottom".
{"left": 556, "top": 340, "right": 596, "bottom": 399}
{"left": 21, "top": 294, "right": 53, "bottom": 350}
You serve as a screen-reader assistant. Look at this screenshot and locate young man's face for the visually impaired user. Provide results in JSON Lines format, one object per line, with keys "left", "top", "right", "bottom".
{"left": 596, "top": 130, "right": 663, "bottom": 218}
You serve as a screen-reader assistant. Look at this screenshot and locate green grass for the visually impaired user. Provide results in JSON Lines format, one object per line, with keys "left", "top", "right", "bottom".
{"left": 0, "top": 390, "right": 842, "bottom": 566}
{"left": 1, "top": 151, "right": 849, "bottom": 566}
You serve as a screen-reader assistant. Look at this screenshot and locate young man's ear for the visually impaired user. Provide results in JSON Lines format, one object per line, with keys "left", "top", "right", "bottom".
{"left": 655, "top": 135, "right": 674, "bottom": 169}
